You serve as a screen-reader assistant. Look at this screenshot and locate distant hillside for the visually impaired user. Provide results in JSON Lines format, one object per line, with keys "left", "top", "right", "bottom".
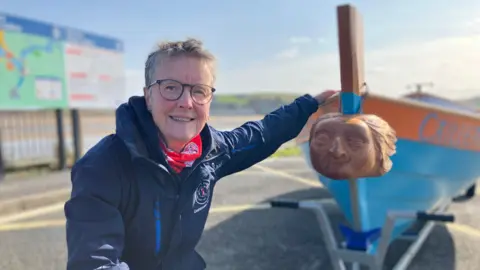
{"left": 213, "top": 93, "right": 298, "bottom": 105}
{"left": 211, "top": 92, "right": 480, "bottom": 115}
{"left": 211, "top": 92, "right": 299, "bottom": 115}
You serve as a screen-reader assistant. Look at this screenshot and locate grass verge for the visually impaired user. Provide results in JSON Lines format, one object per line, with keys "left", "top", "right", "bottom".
{"left": 270, "top": 145, "right": 302, "bottom": 158}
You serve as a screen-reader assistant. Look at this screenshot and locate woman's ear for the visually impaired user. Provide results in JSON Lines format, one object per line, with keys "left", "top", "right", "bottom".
{"left": 144, "top": 87, "right": 152, "bottom": 112}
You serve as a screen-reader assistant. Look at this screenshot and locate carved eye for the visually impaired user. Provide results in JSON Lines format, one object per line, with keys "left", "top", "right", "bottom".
{"left": 347, "top": 138, "right": 365, "bottom": 149}
{"left": 314, "top": 133, "right": 330, "bottom": 144}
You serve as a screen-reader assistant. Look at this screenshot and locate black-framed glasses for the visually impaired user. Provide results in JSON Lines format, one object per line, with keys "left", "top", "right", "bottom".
{"left": 147, "top": 79, "right": 216, "bottom": 105}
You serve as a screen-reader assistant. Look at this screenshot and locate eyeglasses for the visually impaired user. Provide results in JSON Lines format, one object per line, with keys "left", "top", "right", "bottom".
{"left": 147, "top": 79, "right": 216, "bottom": 105}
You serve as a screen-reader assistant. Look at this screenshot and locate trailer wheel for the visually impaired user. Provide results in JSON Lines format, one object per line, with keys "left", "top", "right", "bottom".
{"left": 465, "top": 184, "right": 476, "bottom": 198}
{"left": 453, "top": 184, "right": 476, "bottom": 202}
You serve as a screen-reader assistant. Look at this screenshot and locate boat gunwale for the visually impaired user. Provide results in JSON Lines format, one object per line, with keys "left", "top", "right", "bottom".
{"left": 295, "top": 92, "right": 480, "bottom": 145}
{"left": 372, "top": 93, "right": 480, "bottom": 120}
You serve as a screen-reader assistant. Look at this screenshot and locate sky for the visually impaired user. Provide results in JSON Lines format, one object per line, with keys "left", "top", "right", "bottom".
{"left": 2, "top": 0, "right": 479, "bottom": 101}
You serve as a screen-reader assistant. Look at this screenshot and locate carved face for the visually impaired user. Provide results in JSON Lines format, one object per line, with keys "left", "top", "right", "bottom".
{"left": 309, "top": 113, "right": 396, "bottom": 180}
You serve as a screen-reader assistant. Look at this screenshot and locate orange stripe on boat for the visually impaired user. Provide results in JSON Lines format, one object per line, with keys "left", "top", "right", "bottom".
{"left": 296, "top": 95, "right": 480, "bottom": 152}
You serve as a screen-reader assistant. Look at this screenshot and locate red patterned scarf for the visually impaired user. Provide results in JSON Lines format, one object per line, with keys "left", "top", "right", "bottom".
{"left": 160, "top": 134, "right": 203, "bottom": 173}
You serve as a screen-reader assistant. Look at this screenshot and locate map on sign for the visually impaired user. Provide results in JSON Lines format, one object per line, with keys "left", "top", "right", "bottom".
{"left": 0, "top": 12, "right": 125, "bottom": 110}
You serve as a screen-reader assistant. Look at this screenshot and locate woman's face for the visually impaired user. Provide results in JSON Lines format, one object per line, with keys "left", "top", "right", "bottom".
{"left": 144, "top": 55, "right": 213, "bottom": 151}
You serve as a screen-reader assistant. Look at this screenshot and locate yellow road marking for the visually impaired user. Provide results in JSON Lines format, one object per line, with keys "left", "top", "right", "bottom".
{"left": 0, "top": 219, "right": 66, "bottom": 231}
{"left": 0, "top": 188, "right": 70, "bottom": 206}
{"left": 253, "top": 165, "right": 480, "bottom": 239}
{"left": 0, "top": 202, "right": 65, "bottom": 225}
{"left": 0, "top": 203, "right": 270, "bottom": 231}
{"left": 210, "top": 203, "right": 269, "bottom": 213}
{"left": 3, "top": 201, "right": 480, "bottom": 241}
{"left": 253, "top": 164, "right": 322, "bottom": 187}
{"left": 2, "top": 164, "right": 480, "bottom": 240}
{"left": 237, "top": 170, "right": 268, "bottom": 175}
{"left": 447, "top": 223, "right": 480, "bottom": 238}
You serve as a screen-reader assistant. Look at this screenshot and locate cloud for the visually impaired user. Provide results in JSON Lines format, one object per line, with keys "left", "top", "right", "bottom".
{"left": 465, "top": 18, "right": 480, "bottom": 34}
{"left": 216, "top": 33, "right": 480, "bottom": 100}
{"left": 123, "top": 34, "right": 479, "bottom": 101}
{"left": 466, "top": 17, "right": 480, "bottom": 27}
{"left": 275, "top": 36, "right": 325, "bottom": 60}
{"left": 289, "top": 36, "right": 312, "bottom": 44}
{"left": 275, "top": 47, "right": 300, "bottom": 59}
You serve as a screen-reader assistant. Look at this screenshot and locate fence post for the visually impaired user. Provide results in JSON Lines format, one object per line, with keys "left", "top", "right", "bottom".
{"left": 55, "top": 109, "right": 66, "bottom": 170}
{"left": 71, "top": 109, "right": 82, "bottom": 163}
{"left": 0, "top": 129, "right": 4, "bottom": 182}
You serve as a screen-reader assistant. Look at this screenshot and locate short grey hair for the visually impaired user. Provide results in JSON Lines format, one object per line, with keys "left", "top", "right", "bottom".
{"left": 144, "top": 38, "right": 216, "bottom": 87}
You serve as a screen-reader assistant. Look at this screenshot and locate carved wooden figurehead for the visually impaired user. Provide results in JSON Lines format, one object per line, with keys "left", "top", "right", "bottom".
{"left": 309, "top": 112, "right": 397, "bottom": 180}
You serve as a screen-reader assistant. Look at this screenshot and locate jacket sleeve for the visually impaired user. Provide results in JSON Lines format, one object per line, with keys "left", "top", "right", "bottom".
{"left": 64, "top": 153, "right": 129, "bottom": 270}
{"left": 217, "top": 94, "right": 319, "bottom": 177}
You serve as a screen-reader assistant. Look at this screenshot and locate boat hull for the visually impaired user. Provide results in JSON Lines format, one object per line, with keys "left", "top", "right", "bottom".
{"left": 296, "top": 94, "right": 480, "bottom": 246}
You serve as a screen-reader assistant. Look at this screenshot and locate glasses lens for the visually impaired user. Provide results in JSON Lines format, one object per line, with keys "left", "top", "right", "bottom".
{"left": 191, "top": 85, "right": 213, "bottom": 104}
{"left": 159, "top": 80, "right": 183, "bottom": 100}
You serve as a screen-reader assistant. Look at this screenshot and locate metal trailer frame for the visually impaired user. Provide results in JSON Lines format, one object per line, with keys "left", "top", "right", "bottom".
{"left": 270, "top": 196, "right": 455, "bottom": 270}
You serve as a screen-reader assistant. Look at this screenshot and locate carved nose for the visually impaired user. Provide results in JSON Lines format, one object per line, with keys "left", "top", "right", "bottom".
{"left": 329, "top": 137, "right": 347, "bottom": 159}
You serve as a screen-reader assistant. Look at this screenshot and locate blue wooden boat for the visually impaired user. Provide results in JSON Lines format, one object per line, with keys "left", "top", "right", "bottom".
{"left": 269, "top": 4, "right": 479, "bottom": 269}
{"left": 289, "top": 91, "right": 480, "bottom": 269}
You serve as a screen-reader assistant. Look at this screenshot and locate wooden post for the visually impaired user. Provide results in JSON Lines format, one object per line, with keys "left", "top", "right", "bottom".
{"left": 337, "top": 4, "right": 365, "bottom": 96}
{"left": 336, "top": 4, "right": 365, "bottom": 231}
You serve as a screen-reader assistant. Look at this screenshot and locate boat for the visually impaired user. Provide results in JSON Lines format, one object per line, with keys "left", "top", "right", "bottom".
{"left": 268, "top": 4, "right": 479, "bottom": 269}
{"left": 289, "top": 90, "right": 480, "bottom": 269}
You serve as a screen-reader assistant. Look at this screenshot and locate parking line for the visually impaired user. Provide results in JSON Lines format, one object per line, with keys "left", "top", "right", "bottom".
{"left": 0, "top": 219, "right": 66, "bottom": 231}
{"left": 253, "top": 164, "right": 321, "bottom": 187}
{"left": 237, "top": 171, "right": 269, "bottom": 175}
{"left": 447, "top": 223, "right": 480, "bottom": 238}
{"left": 0, "top": 188, "right": 70, "bottom": 207}
{"left": 210, "top": 203, "right": 269, "bottom": 213}
{"left": 3, "top": 200, "right": 480, "bottom": 241}
{"left": 0, "top": 164, "right": 307, "bottom": 231}
{"left": 252, "top": 165, "right": 480, "bottom": 239}
{"left": 0, "top": 203, "right": 271, "bottom": 232}
{"left": 3, "top": 164, "right": 480, "bottom": 240}
{"left": 0, "top": 202, "right": 65, "bottom": 225}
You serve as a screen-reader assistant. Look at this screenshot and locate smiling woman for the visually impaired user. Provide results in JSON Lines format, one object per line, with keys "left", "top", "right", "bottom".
{"left": 143, "top": 39, "right": 217, "bottom": 153}
{"left": 64, "top": 37, "right": 336, "bottom": 270}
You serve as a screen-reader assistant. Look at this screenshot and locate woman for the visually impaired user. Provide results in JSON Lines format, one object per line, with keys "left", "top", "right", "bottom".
{"left": 64, "top": 38, "right": 337, "bottom": 270}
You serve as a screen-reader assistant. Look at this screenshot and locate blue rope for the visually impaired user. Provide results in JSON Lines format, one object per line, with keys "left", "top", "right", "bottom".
{"left": 339, "top": 83, "right": 369, "bottom": 115}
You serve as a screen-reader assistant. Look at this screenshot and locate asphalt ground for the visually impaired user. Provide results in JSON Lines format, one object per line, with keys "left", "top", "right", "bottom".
{"left": 0, "top": 157, "right": 480, "bottom": 270}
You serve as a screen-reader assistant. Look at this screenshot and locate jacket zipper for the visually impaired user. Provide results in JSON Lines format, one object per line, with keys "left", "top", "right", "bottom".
{"left": 154, "top": 148, "right": 217, "bottom": 266}
{"left": 154, "top": 200, "right": 161, "bottom": 255}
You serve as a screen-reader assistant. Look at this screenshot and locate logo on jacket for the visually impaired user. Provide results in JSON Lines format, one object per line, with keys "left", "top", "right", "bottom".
{"left": 193, "top": 178, "right": 211, "bottom": 214}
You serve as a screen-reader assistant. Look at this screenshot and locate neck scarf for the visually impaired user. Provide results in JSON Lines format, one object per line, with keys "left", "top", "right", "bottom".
{"left": 160, "top": 134, "right": 203, "bottom": 173}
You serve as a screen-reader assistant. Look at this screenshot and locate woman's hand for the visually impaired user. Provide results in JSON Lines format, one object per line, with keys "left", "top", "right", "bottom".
{"left": 314, "top": 90, "right": 339, "bottom": 105}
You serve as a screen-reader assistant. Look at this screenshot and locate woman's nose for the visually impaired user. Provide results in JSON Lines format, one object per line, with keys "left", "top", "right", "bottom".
{"left": 177, "top": 88, "right": 194, "bottom": 108}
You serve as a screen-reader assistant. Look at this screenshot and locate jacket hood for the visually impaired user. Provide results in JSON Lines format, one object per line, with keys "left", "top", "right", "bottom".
{"left": 114, "top": 96, "right": 215, "bottom": 164}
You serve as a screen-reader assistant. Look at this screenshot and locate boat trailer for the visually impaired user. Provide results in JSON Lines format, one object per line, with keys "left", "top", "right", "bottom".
{"left": 269, "top": 198, "right": 454, "bottom": 270}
